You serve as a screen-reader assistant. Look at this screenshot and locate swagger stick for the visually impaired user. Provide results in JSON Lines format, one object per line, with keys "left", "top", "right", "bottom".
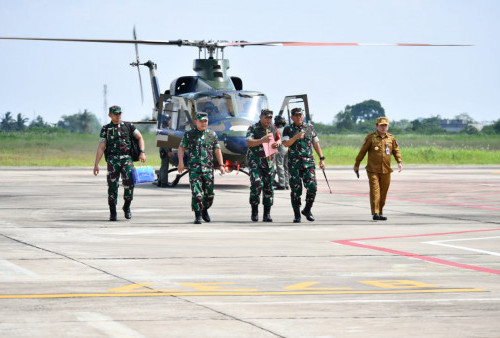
{"left": 322, "top": 168, "right": 333, "bottom": 194}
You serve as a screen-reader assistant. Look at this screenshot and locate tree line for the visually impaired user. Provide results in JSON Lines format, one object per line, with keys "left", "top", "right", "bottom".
{"left": 312, "top": 100, "right": 500, "bottom": 135}
{"left": 2, "top": 100, "right": 500, "bottom": 135}
{"left": 0, "top": 110, "right": 101, "bottom": 133}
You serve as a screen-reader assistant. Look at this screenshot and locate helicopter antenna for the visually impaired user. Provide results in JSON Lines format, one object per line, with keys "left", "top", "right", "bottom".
{"left": 131, "top": 26, "right": 144, "bottom": 104}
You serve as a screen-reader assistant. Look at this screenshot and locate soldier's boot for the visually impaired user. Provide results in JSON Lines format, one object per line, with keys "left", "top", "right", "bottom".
{"left": 194, "top": 211, "right": 203, "bottom": 224}
{"left": 202, "top": 209, "right": 211, "bottom": 222}
{"left": 122, "top": 200, "right": 132, "bottom": 219}
{"left": 293, "top": 206, "right": 301, "bottom": 223}
{"left": 251, "top": 205, "right": 259, "bottom": 222}
{"left": 109, "top": 204, "right": 117, "bottom": 221}
{"left": 263, "top": 205, "right": 273, "bottom": 222}
{"left": 301, "top": 202, "right": 315, "bottom": 222}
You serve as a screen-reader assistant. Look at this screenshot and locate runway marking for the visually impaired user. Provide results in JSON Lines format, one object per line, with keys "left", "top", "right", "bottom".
{"left": 425, "top": 236, "right": 500, "bottom": 256}
{"left": 0, "top": 279, "right": 486, "bottom": 299}
{"left": 199, "top": 298, "right": 500, "bottom": 305}
{"left": 0, "top": 288, "right": 485, "bottom": 299}
{"left": 334, "top": 229, "right": 500, "bottom": 275}
{"left": 0, "top": 259, "right": 38, "bottom": 277}
{"left": 76, "top": 312, "right": 144, "bottom": 338}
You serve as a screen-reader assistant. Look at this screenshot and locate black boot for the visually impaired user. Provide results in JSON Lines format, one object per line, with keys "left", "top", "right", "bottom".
{"left": 251, "top": 205, "right": 258, "bottom": 222}
{"left": 202, "top": 209, "right": 211, "bottom": 222}
{"left": 194, "top": 211, "right": 203, "bottom": 224}
{"left": 301, "top": 202, "right": 315, "bottom": 222}
{"left": 122, "top": 200, "right": 132, "bottom": 219}
{"left": 293, "top": 206, "right": 301, "bottom": 223}
{"left": 109, "top": 204, "right": 117, "bottom": 221}
{"left": 263, "top": 205, "right": 273, "bottom": 222}
{"left": 373, "top": 213, "right": 387, "bottom": 221}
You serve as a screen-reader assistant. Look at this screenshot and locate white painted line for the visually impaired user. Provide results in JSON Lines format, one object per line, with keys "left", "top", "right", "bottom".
{"left": 0, "top": 259, "right": 38, "bottom": 277}
{"left": 198, "top": 298, "right": 500, "bottom": 306}
{"left": 76, "top": 312, "right": 144, "bottom": 338}
{"left": 425, "top": 236, "right": 500, "bottom": 256}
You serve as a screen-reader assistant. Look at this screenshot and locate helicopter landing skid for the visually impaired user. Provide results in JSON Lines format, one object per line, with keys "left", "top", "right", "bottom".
{"left": 237, "top": 169, "right": 250, "bottom": 176}
{"left": 168, "top": 168, "right": 189, "bottom": 187}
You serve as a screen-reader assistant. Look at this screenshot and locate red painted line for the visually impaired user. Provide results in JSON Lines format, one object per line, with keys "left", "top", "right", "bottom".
{"left": 333, "top": 229, "right": 500, "bottom": 275}
{"left": 328, "top": 192, "right": 500, "bottom": 211}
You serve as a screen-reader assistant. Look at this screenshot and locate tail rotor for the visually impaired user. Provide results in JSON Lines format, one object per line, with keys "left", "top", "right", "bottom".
{"left": 130, "top": 26, "right": 144, "bottom": 104}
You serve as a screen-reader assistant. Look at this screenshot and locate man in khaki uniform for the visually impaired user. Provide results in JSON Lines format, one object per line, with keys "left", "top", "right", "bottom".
{"left": 354, "top": 117, "right": 403, "bottom": 220}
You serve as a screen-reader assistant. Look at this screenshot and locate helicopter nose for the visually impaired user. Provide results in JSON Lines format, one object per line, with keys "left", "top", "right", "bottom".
{"left": 223, "top": 136, "right": 248, "bottom": 155}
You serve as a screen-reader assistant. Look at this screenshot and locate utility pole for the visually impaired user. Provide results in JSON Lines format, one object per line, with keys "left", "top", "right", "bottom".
{"left": 103, "top": 84, "right": 108, "bottom": 124}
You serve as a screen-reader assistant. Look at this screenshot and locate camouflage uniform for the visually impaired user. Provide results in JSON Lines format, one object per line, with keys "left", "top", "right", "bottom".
{"left": 282, "top": 122, "right": 319, "bottom": 207}
{"left": 275, "top": 125, "right": 289, "bottom": 189}
{"left": 246, "top": 122, "right": 279, "bottom": 207}
{"left": 99, "top": 122, "right": 136, "bottom": 207}
{"left": 180, "top": 128, "right": 220, "bottom": 212}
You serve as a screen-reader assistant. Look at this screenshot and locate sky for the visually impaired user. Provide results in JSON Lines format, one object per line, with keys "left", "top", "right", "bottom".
{"left": 0, "top": 0, "right": 499, "bottom": 125}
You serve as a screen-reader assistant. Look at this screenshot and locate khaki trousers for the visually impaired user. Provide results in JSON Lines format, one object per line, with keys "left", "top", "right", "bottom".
{"left": 367, "top": 171, "right": 391, "bottom": 215}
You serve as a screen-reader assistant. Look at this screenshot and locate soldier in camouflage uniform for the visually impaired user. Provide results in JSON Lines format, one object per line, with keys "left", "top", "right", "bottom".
{"left": 273, "top": 115, "right": 289, "bottom": 190}
{"left": 354, "top": 117, "right": 403, "bottom": 221}
{"left": 93, "top": 106, "right": 146, "bottom": 221}
{"left": 282, "top": 108, "right": 325, "bottom": 223}
{"left": 157, "top": 114, "right": 173, "bottom": 188}
{"left": 178, "top": 112, "right": 225, "bottom": 224}
{"left": 246, "top": 109, "right": 282, "bottom": 222}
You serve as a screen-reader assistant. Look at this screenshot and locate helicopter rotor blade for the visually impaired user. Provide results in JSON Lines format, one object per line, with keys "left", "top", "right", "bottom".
{"left": 220, "top": 41, "right": 473, "bottom": 47}
{"left": 0, "top": 36, "right": 186, "bottom": 46}
{"left": 0, "top": 37, "right": 472, "bottom": 47}
{"left": 132, "top": 26, "right": 144, "bottom": 104}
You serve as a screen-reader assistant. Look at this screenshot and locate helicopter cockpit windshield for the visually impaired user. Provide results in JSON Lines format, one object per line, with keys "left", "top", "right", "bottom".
{"left": 235, "top": 92, "right": 267, "bottom": 122}
{"left": 196, "top": 93, "right": 234, "bottom": 122}
{"left": 194, "top": 91, "right": 268, "bottom": 123}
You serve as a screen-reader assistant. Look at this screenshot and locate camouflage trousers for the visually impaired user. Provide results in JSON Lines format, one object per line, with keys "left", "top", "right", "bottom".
{"left": 106, "top": 156, "right": 134, "bottom": 206}
{"left": 189, "top": 170, "right": 214, "bottom": 212}
{"left": 289, "top": 164, "right": 317, "bottom": 206}
{"left": 275, "top": 151, "right": 289, "bottom": 188}
{"left": 249, "top": 163, "right": 275, "bottom": 207}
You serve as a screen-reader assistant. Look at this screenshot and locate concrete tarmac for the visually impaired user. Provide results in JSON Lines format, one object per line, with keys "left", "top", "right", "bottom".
{"left": 0, "top": 166, "right": 499, "bottom": 337}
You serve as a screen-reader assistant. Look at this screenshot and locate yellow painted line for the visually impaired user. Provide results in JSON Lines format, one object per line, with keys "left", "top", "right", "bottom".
{"left": 0, "top": 288, "right": 486, "bottom": 299}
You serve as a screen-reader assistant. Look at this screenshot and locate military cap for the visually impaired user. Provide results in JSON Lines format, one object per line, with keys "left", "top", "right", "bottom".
{"left": 376, "top": 117, "right": 389, "bottom": 125}
{"left": 109, "top": 105, "right": 122, "bottom": 114}
{"left": 260, "top": 109, "right": 273, "bottom": 118}
{"left": 291, "top": 107, "right": 303, "bottom": 115}
{"left": 196, "top": 112, "right": 208, "bottom": 120}
{"left": 274, "top": 115, "right": 286, "bottom": 126}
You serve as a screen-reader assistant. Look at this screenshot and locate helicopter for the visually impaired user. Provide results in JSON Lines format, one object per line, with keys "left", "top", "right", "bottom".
{"left": 0, "top": 34, "right": 470, "bottom": 186}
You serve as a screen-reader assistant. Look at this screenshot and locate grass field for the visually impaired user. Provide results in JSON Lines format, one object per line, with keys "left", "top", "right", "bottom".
{"left": 1, "top": 132, "right": 499, "bottom": 166}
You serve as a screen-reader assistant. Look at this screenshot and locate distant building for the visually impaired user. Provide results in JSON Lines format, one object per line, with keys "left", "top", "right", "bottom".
{"left": 439, "top": 119, "right": 484, "bottom": 132}
{"left": 439, "top": 119, "right": 467, "bottom": 132}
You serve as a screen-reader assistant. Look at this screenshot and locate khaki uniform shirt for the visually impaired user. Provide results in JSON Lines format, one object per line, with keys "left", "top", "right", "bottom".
{"left": 355, "top": 132, "right": 402, "bottom": 174}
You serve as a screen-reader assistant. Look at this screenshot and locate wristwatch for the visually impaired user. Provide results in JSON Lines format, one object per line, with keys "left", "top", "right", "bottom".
{"left": 140, "top": 150, "right": 145, "bottom": 153}
{"left": 319, "top": 156, "right": 325, "bottom": 161}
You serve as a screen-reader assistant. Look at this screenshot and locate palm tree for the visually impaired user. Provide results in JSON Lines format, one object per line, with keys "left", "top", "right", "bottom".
{"left": 1, "top": 112, "right": 15, "bottom": 131}
{"left": 15, "top": 113, "right": 28, "bottom": 131}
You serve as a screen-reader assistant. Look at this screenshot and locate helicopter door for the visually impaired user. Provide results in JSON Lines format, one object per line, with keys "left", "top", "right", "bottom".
{"left": 278, "top": 94, "right": 310, "bottom": 124}
{"left": 155, "top": 97, "right": 191, "bottom": 148}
